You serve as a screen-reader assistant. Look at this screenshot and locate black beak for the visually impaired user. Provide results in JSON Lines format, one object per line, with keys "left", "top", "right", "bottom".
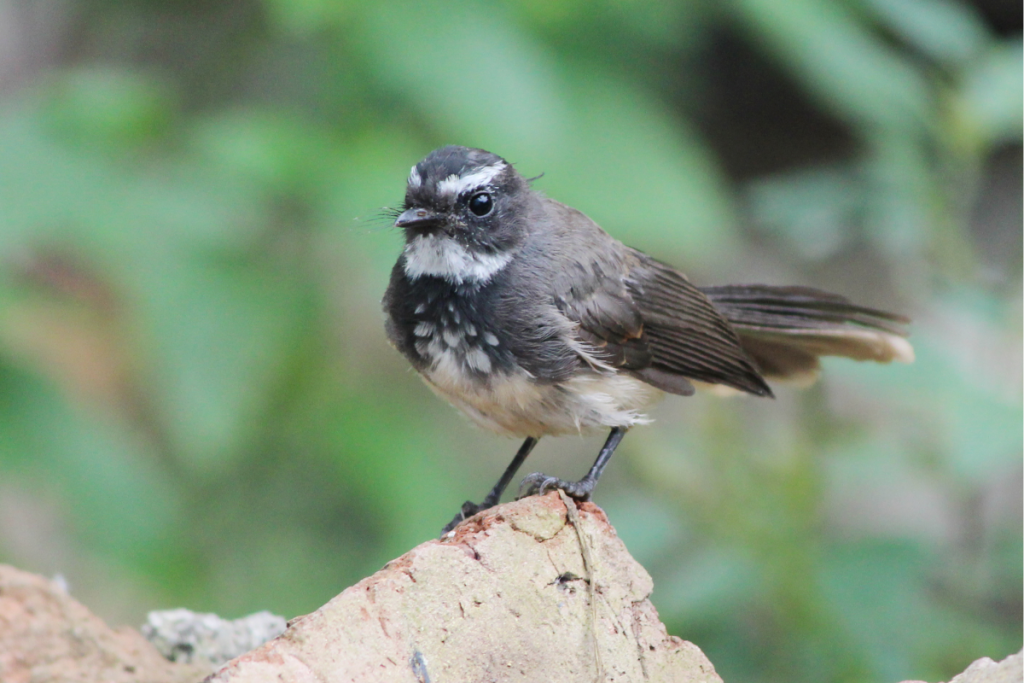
{"left": 395, "top": 207, "right": 442, "bottom": 230}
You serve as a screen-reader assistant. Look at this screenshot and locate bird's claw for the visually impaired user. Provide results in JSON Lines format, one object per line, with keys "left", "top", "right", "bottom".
{"left": 440, "top": 500, "right": 482, "bottom": 536}
{"left": 517, "top": 473, "right": 591, "bottom": 500}
{"left": 444, "top": 471, "right": 596, "bottom": 537}
{"left": 517, "top": 472, "right": 560, "bottom": 498}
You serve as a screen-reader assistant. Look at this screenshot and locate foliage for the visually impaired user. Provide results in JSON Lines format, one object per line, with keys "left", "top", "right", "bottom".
{"left": 0, "top": 1, "right": 1019, "bottom": 682}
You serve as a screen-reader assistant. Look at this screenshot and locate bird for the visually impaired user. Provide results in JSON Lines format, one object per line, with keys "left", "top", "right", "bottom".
{"left": 382, "top": 145, "right": 914, "bottom": 535}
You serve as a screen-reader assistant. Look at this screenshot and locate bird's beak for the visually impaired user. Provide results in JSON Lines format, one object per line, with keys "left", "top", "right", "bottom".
{"left": 395, "top": 207, "right": 442, "bottom": 230}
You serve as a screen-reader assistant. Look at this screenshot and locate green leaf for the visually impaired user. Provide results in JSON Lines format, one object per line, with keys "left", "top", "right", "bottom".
{"left": 960, "top": 39, "right": 1024, "bottom": 145}
{"left": 603, "top": 490, "right": 688, "bottom": 567}
{"left": 38, "top": 67, "right": 176, "bottom": 148}
{"left": 350, "top": 0, "right": 569, "bottom": 150}
{"left": 819, "top": 539, "right": 1014, "bottom": 682}
{"left": 0, "top": 364, "right": 178, "bottom": 557}
{"left": 654, "top": 545, "right": 760, "bottom": 620}
{"left": 864, "top": 0, "right": 990, "bottom": 67}
{"left": 818, "top": 540, "right": 939, "bottom": 681}
{"left": 534, "top": 64, "right": 736, "bottom": 257}
{"left": 349, "top": 0, "right": 735, "bottom": 257}
{"left": 729, "top": 0, "right": 933, "bottom": 133}
{"left": 139, "top": 256, "right": 310, "bottom": 471}
{"left": 261, "top": 0, "right": 349, "bottom": 34}
{"left": 745, "top": 165, "right": 858, "bottom": 259}
{"left": 861, "top": 131, "right": 934, "bottom": 257}
{"left": 831, "top": 290, "right": 1023, "bottom": 483}
{"left": 0, "top": 108, "right": 263, "bottom": 257}
{"left": 189, "top": 111, "right": 343, "bottom": 197}
{"left": 317, "top": 125, "right": 431, "bottom": 275}
{"left": 0, "top": 105, "right": 305, "bottom": 471}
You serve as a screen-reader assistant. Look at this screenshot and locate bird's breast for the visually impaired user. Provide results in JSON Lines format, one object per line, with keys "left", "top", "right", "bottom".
{"left": 412, "top": 314, "right": 505, "bottom": 379}
{"left": 411, "top": 305, "right": 662, "bottom": 437}
{"left": 389, "top": 273, "right": 662, "bottom": 437}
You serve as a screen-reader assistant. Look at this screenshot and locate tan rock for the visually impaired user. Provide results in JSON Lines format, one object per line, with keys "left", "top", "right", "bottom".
{"left": 209, "top": 492, "right": 722, "bottom": 683}
{"left": 0, "top": 564, "right": 207, "bottom": 683}
{"left": 1, "top": 494, "right": 1018, "bottom": 683}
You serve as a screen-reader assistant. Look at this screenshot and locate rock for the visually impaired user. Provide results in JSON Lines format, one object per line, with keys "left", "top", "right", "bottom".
{"left": 209, "top": 491, "right": 722, "bottom": 683}
{"left": 899, "top": 649, "right": 1022, "bottom": 683}
{"left": 4, "top": 493, "right": 1015, "bottom": 683}
{"left": 946, "top": 649, "right": 1022, "bottom": 683}
{"left": 142, "top": 608, "right": 287, "bottom": 666}
{"left": 0, "top": 564, "right": 207, "bottom": 683}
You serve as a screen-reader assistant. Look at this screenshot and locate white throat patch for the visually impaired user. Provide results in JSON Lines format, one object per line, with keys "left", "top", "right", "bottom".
{"left": 436, "top": 162, "right": 507, "bottom": 197}
{"left": 403, "top": 234, "right": 512, "bottom": 285}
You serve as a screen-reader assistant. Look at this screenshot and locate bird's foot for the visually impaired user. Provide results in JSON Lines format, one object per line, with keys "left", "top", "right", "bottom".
{"left": 440, "top": 500, "right": 487, "bottom": 536}
{"left": 517, "top": 472, "right": 594, "bottom": 501}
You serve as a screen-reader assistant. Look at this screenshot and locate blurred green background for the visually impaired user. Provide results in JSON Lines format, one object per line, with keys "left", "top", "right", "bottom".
{"left": 0, "top": 1, "right": 1020, "bottom": 681}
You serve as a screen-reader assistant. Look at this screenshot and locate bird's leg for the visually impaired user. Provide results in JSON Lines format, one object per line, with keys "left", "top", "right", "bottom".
{"left": 518, "top": 427, "right": 627, "bottom": 501}
{"left": 440, "top": 436, "right": 538, "bottom": 535}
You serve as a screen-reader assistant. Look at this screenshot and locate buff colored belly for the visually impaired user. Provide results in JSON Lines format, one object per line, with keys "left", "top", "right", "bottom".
{"left": 420, "top": 362, "right": 664, "bottom": 438}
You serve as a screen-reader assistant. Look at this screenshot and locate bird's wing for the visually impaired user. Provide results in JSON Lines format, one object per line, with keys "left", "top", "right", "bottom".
{"left": 622, "top": 253, "right": 773, "bottom": 396}
{"left": 551, "top": 249, "right": 770, "bottom": 397}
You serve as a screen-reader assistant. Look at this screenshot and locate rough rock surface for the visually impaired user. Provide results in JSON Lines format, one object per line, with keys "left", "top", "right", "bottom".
{"left": 0, "top": 564, "right": 206, "bottom": 683}
{"left": 210, "top": 491, "right": 722, "bottom": 683}
{"left": 142, "top": 608, "right": 287, "bottom": 665}
{"left": 945, "top": 650, "right": 1021, "bottom": 683}
{"left": 2, "top": 495, "right": 1018, "bottom": 683}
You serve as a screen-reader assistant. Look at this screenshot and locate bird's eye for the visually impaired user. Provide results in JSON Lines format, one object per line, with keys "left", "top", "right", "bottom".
{"left": 468, "top": 192, "right": 494, "bottom": 217}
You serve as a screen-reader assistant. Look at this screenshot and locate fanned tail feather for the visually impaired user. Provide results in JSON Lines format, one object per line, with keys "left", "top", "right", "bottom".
{"left": 701, "top": 284, "right": 914, "bottom": 384}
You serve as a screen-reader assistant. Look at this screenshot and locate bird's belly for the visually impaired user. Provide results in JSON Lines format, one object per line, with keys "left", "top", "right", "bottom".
{"left": 420, "top": 357, "right": 664, "bottom": 437}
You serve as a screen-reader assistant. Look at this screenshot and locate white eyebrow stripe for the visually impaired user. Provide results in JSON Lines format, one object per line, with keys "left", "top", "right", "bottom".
{"left": 436, "top": 162, "right": 507, "bottom": 197}
{"left": 408, "top": 165, "right": 423, "bottom": 188}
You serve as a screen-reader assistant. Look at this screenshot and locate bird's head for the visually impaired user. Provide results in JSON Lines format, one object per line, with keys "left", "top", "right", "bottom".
{"left": 396, "top": 146, "right": 531, "bottom": 285}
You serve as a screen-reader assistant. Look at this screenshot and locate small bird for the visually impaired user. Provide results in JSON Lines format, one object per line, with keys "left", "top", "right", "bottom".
{"left": 383, "top": 146, "right": 913, "bottom": 534}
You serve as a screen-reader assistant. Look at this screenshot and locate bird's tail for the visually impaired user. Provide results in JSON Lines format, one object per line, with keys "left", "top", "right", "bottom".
{"left": 701, "top": 284, "right": 914, "bottom": 385}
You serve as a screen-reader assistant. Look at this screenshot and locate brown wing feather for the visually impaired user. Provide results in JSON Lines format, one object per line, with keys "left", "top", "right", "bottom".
{"left": 625, "top": 254, "right": 772, "bottom": 397}
{"left": 551, "top": 254, "right": 699, "bottom": 395}
{"left": 552, "top": 263, "right": 657, "bottom": 377}
{"left": 551, "top": 246, "right": 771, "bottom": 397}
{"left": 549, "top": 232, "right": 910, "bottom": 394}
